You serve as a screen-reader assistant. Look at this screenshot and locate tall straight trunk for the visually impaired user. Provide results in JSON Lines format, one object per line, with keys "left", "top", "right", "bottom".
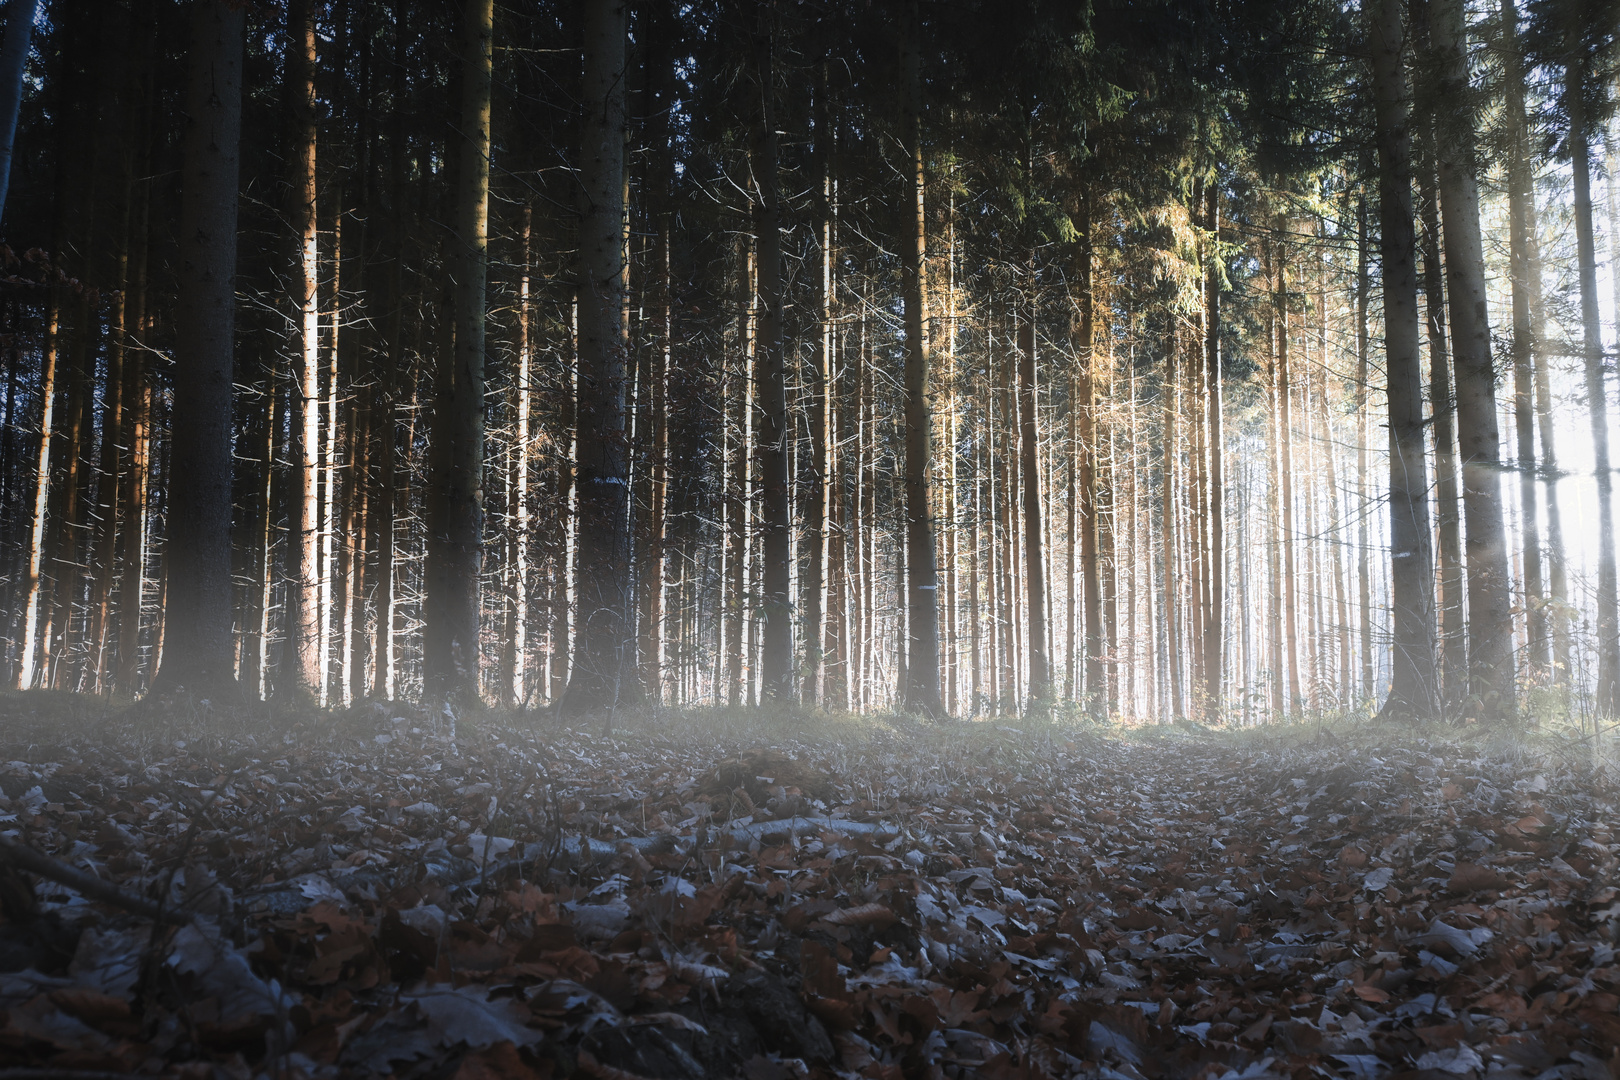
{"left": 16, "top": 297, "right": 56, "bottom": 689}
{"left": 1430, "top": 0, "right": 1514, "bottom": 720}
{"left": 1368, "top": 0, "right": 1439, "bottom": 719}
{"left": 424, "top": 0, "right": 491, "bottom": 707}
{"left": 1502, "top": 0, "right": 1546, "bottom": 680}
{"left": 372, "top": 0, "right": 408, "bottom": 702}
{"left": 0, "top": 0, "right": 38, "bottom": 229}
{"left": 803, "top": 63, "right": 832, "bottom": 706}
{"left": 1417, "top": 134, "right": 1465, "bottom": 711}
{"left": 1164, "top": 334, "right": 1182, "bottom": 719}
{"left": 723, "top": 235, "right": 750, "bottom": 707}
{"left": 1566, "top": 55, "right": 1619, "bottom": 715}
{"left": 283, "top": 0, "right": 321, "bottom": 701}
{"left": 323, "top": 197, "right": 343, "bottom": 706}
{"left": 501, "top": 208, "right": 533, "bottom": 708}
{"left": 152, "top": 0, "right": 242, "bottom": 696}
{"left": 1074, "top": 190, "right": 1102, "bottom": 713}
{"left": 1276, "top": 243, "right": 1302, "bottom": 713}
{"left": 749, "top": 9, "right": 792, "bottom": 704}
{"left": 825, "top": 276, "right": 848, "bottom": 712}
{"left": 1203, "top": 184, "right": 1224, "bottom": 718}
{"left": 561, "top": 0, "right": 629, "bottom": 715}
{"left": 1356, "top": 196, "right": 1374, "bottom": 700}
{"left": 995, "top": 316, "right": 1015, "bottom": 711}
{"left": 1018, "top": 258, "right": 1048, "bottom": 704}
{"left": 1266, "top": 293, "right": 1284, "bottom": 717}
{"left": 900, "top": 1, "right": 941, "bottom": 715}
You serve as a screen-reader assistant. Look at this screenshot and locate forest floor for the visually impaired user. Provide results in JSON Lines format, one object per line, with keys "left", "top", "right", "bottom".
{"left": 0, "top": 694, "right": 1616, "bottom": 1080}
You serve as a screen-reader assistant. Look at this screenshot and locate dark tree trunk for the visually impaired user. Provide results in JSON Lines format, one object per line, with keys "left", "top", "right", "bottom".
{"left": 560, "top": 0, "right": 630, "bottom": 716}
{"left": 1368, "top": 0, "right": 1438, "bottom": 719}
{"left": 151, "top": 0, "right": 243, "bottom": 698}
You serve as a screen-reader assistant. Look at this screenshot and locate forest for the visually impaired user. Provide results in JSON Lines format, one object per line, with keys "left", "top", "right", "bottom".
{"left": 0, "top": 1, "right": 1618, "bottom": 1079}
{"left": 0, "top": 0, "right": 1612, "bottom": 728}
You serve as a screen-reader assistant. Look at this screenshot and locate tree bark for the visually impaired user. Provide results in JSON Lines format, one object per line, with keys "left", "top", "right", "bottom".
{"left": 151, "top": 0, "right": 242, "bottom": 698}
{"left": 1429, "top": 0, "right": 1514, "bottom": 721}
{"left": 1416, "top": 127, "right": 1465, "bottom": 714}
{"left": 1501, "top": 0, "right": 1546, "bottom": 681}
{"left": 1367, "top": 0, "right": 1439, "bottom": 719}
{"left": 1203, "top": 183, "right": 1224, "bottom": 719}
{"left": 424, "top": 0, "right": 492, "bottom": 708}
{"left": 560, "top": 0, "right": 630, "bottom": 716}
{"left": 0, "top": 0, "right": 38, "bottom": 230}
{"left": 281, "top": 0, "right": 322, "bottom": 703}
{"left": 751, "top": 5, "right": 792, "bottom": 705}
{"left": 900, "top": 0, "right": 941, "bottom": 716}
{"left": 1565, "top": 52, "right": 1619, "bottom": 715}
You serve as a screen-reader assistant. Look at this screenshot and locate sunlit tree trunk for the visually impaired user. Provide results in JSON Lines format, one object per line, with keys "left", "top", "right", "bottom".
{"left": 800, "top": 64, "right": 833, "bottom": 708}
{"left": 1429, "top": 0, "right": 1514, "bottom": 721}
{"left": 1356, "top": 196, "right": 1373, "bottom": 701}
{"left": 16, "top": 297, "right": 57, "bottom": 690}
{"left": 1368, "top": 0, "right": 1438, "bottom": 719}
{"left": 281, "top": 0, "right": 322, "bottom": 703}
{"left": 900, "top": 0, "right": 941, "bottom": 716}
{"left": 1416, "top": 133, "right": 1465, "bottom": 714}
{"left": 152, "top": 0, "right": 242, "bottom": 697}
{"left": 501, "top": 208, "right": 533, "bottom": 709}
{"left": 1204, "top": 183, "right": 1224, "bottom": 719}
{"left": 1565, "top": 52, "right": 1619, "bottom": 715}
{"left": 1502, "top": 0, "right": 1547, "bottom": 682}
{"left": 749, "top": 7, "right": 792, "bottom": 705}
{"left": 1164, "top": 330, "right": 1182, "bottom": 720}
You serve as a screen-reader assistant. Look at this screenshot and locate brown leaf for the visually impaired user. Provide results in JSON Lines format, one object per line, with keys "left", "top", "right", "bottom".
{"left": 823, "top": 902, "right": 896, "bottom": 928}
{"left": 1448, "top": 862, "right": 1509, "bottom": 894}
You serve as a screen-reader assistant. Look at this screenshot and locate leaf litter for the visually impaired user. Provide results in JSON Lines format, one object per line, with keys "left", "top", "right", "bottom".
{"left": 0, "top": 706, "right": 1616, "bottom": 1080}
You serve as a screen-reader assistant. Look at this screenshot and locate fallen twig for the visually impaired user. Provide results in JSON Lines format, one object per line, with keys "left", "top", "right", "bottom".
{"left": 0, "top": 832, "right": 189, "bottom": 925}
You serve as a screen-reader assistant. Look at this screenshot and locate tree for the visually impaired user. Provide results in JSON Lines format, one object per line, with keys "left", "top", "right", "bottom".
{"left": 151, "top": 0, "right": 243, "bottom": 698}
{"left": 1367, "top": 0, "right": 1438, "bottom": 720}
{"left": 280, "top": 0, "right": 321, "bottom": 703}
{"left": 560, "top": 0, "right": 630, "bottom": 717}
{"left": 900, "top": 0, "right": 942, "bottom": 717}
{"left": 1428, "top": 0, "right": 1515, "bottom": 721}
{"left": 751, "top": 2, "right": 793, "bottom": 705}
{"left": 1560, "top": 11, "right": 1619, "bottom": 715}
{"left": 0, "top": 0, "right": 37, "bottom": 229}
{"left": 424, "top": 0, "right": 493, "bottom": 708}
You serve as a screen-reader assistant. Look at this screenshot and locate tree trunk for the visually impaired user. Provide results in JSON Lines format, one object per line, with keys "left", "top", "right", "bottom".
{"left": 1275, "top": 240, "right": 1302, "bottom": 714}
{"left": 1429, "top": 0, "right": 1514, "bottom": 721}
{"left": 803, "top": 62, "right": 832, "bottom": 707}
{"left": 16, "top": 296, "right": 56, "bottom": 690}
{"left": 1565, "top": 54, "right": 1619, "bottom": 715}
{"left": 151, "top": 0, "right": 242, "bottom": 697}
{"left": 1074, "top": 189, "right": 1103, "bottom": 715}
{"left": 750, "top": 6, "right": 792, "bottom": 705}
{"left": 1367, "top": 0, "right": 1438, "bottom": 719}
{"left": 900, "top": 0, "right": 941, "bottom": 716}
{"left": 0, "top": 0, "right": 38, "bottom": 229}
{"left": 1203, "top": 183, "right": 1224, "bottom": 719}
{"left": 1164, "top": 331, "right": 1182, "bottom": 720}
{"left": 423, "top": 0, "right": 492, "bottom": 708}
{"left": 282, "top": 0, "right": 321, "bottom": 703}
{"left": 1416, "top": 130, "right": 1465, "bottom": 713}
{"left": 501, "top": 208, "right": 533, "bottom": 709}
{"left": 1501, "top": 0, "right": 1546, "bottom": 681}
{"left": 1356, "top": 196, "right": 1373, "bottom": 701}
{"left": 560, "top": 0, "right": 630, "bottom": 716}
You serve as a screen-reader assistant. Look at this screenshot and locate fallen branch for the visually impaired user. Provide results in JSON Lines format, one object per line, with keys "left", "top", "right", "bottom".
{"left": 0, "top": 832, "right": 188, "bottom": 925}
